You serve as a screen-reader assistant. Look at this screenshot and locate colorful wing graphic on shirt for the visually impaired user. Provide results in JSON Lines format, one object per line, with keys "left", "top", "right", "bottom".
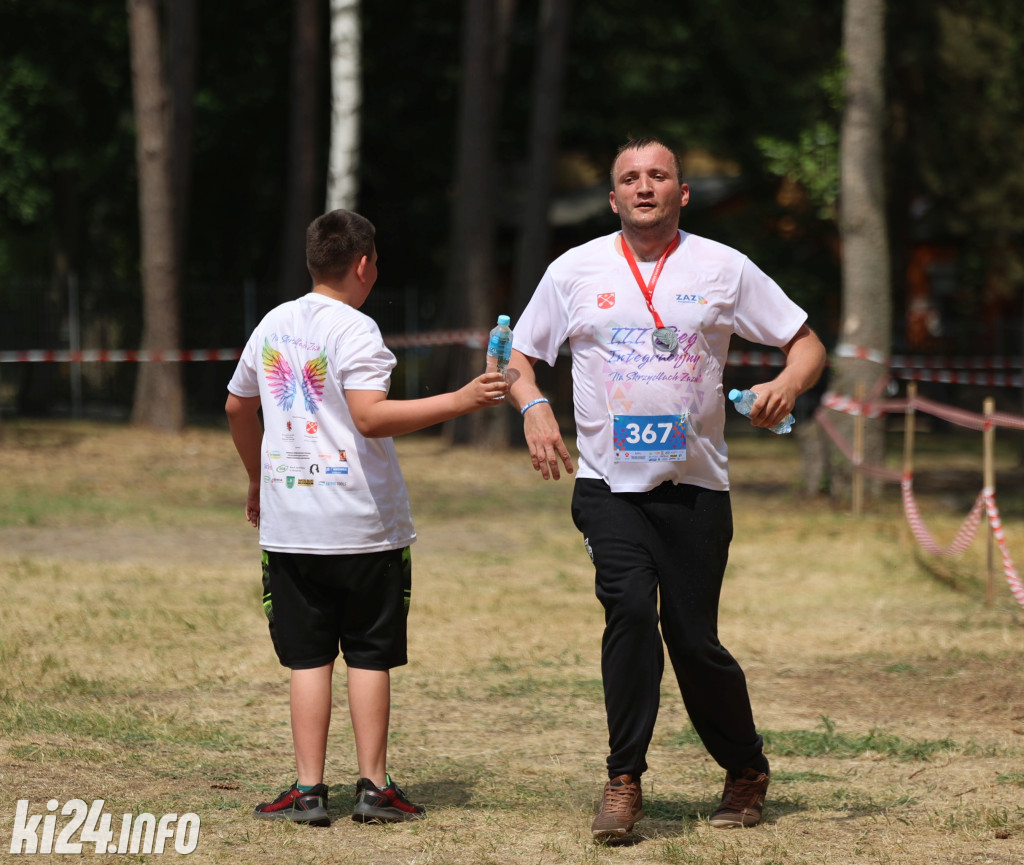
{"left": 262, "top": 339, "right": 296, "bottom": 411}
{"left": 301, "top": 349, "right": 328, "bottom": 415}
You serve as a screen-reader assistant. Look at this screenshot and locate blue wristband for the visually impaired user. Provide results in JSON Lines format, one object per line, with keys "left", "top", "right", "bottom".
{"left": 520, "top": 397, "right": 550, "bottom": 416}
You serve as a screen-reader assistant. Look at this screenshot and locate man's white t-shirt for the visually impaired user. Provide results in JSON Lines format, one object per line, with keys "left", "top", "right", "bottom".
{"left": 513, "top": 230, "right": 808, "bottom": 493}
{"left": 227, "top": 292, "right": 415, "bottom": 554}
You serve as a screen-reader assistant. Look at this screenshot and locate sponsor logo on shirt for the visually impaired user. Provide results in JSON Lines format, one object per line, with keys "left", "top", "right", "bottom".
{"left": 597, "top": 292, "right": 615, "bottom": 309}
{"left": 297, "top": 478, "right": 314, "bottom": 486}
{"left": 286, "top": 476, "right": 295, "bottom": 488}
{"left": 326, "top": 466, "right": 349, "bottom": 475}
{"left": 675, "top": 293, "right": 708, "bottom": 304}
{"left": 306, "top": 421, "right": 318, "bottom": 435}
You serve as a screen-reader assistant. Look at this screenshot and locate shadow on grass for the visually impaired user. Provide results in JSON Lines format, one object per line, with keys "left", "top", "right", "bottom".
{"left": 327, "top": 776, "right": 476, "bottom": 820}
{"left": 602, "top": 792, "right": 891, "bottom": 845}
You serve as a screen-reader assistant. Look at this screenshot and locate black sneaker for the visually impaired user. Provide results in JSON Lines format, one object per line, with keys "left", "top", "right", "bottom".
{"left": 352, "top": 775, "right": 425, "bottom": 823}
{"left": 253, "top": 783, "right": 330, "bottom": 826}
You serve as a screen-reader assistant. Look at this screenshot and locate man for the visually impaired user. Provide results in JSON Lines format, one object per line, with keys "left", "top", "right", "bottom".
{"left": 507, "top": 137, "right": 826, "bottom": 840}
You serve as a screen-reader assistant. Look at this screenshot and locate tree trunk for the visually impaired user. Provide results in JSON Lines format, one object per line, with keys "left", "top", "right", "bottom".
{"left": 830, "top": 0, "right": 890, "bottom": 502}
{"left": 278, "top": 0, "right": 324, "bottom": 302}
{"left": 326, "top": 0, "right": 360, "bottom": 212}
{"left": 511, "top": 0, "right": 572, "bottom": 317}
{"left": 127, "top": 0, "right": 184, "bottom": 432}
{"left": 439, "top": 0, "right": 509, "bottom": 446}
{"left": 168, "top": 0, "right": 197, "bottom": 269}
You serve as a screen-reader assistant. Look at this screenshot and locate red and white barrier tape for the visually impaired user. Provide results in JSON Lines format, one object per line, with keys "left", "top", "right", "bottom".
{"left": 822, "top": 390, "right": 1024, "bottom": 432}
{"left": 811, "top": 407, "right": 903, "bottom": 480}
{"left": 901, "top": 476, "right": 986, "bottom": 556}
{"left": 820, "top": 390, "right": 889, "bottom": 419}
{"left": 0, "top": 333, "right": 492, "bottom": 362}
{"left": 841, "top": 343, "right": 1022, "bottom": 371}
{"left": 836, "top": 342, "right": 889, "bottom": 364}
{"left": 1, "top": 336, "right": 1020, "bottom": 382}
{"left": 895, "top": 369, "right": 1022, "bottom": 387}
{"left": 902, "top": 476, "right": 1023, "bottom": 609}
{"left": 819, "top": 414, "right": 1023, "bottom": 608}
{"left": 983, "top": 488, "right": 1024, "bottom": 609}
{"left": 382, "top": 328, "right": 488, "bottom": 349}
{"left": 0, "top": 348, "right": 243, "bottom": 363}
{"left": 892, "top": 354, "right": 1021, "bottom": 370}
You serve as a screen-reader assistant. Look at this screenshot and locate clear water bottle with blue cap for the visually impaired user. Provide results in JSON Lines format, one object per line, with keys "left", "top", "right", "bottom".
{"left": 485, "top": 315, "right": 513, "bottom": 398}
{"left": 728, "top": 388, "right": 794, "bottom": 434}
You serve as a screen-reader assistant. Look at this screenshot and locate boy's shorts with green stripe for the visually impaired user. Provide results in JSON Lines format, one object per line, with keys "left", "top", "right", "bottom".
{"left": 261, "top": 547, "right": 412, "bottom": 671}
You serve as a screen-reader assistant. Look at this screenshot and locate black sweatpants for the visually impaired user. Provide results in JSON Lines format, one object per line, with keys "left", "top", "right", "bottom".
{"left": 571, "top": 478, "right": 764, "bottom": 780}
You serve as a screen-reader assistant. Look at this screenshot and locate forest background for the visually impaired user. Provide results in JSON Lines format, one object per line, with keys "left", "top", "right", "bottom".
{"left": 3, "top": 4, "right": 1024, "bottom": 860}
{"left": 0, "top": 0, "right": 1022, "bottom": 434}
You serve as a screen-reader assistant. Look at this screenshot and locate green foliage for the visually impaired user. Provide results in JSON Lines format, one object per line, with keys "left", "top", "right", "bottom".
{"left": 757, "top": 120, "right": 840, "bottom": 220}
{"left": 888, "top": 0, "right": 1024, "bottom": 336}
{"left": 2, "top": 0, "right": 1023, "bottom": 416}
{"left": 0, "top": 1, "right": 135, "bottom": 273}
{"left": 755, "top": 61, "right": 843, "bottom": 220}
{"left": 764, "top": 716, "right": 959, "bottom": 761}
{"left": 668, "top": 716, "right": 966, "bottom": 762}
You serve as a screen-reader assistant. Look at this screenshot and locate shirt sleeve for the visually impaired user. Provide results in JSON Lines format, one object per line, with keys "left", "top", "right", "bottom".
{"left": 226, "top": 334, "right": 261, "bottom": 398}
{"left": 732, "top": 257, "right": 808, "bottom": 348}
{"left": 337, "top": 319, "right": 396, "bottom": 393}
{"left": 512, "top": 267, "right": 570, "bottom": 366}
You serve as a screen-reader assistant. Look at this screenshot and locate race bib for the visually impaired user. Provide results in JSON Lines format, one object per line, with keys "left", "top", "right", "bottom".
{"left": 612, "top": 414, "right": 687, "bottom": 462}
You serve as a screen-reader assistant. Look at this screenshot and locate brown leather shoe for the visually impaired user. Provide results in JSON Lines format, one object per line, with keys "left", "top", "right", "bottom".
{"left": 591, "top": 774, "right": 643, "bottom": 841}
{"left": 710, "top": 766, "right": 770, "bottom": 828}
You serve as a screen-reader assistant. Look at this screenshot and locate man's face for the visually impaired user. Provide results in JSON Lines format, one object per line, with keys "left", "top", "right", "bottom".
{"left": 609, "top": 144, "right": 689, "bottom": 232}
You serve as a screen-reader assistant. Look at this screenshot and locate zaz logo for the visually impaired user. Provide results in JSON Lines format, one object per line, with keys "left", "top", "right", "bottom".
{"left": 675, "top": 293, "right": 708, "bottom": 305}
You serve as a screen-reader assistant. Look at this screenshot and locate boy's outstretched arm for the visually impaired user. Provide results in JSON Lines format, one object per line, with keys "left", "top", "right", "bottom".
{"left": 225, "top": 393, "right": 263, "bottom": 527}
{"left": 346, "top": 372, "right": 508, "bottom": 438}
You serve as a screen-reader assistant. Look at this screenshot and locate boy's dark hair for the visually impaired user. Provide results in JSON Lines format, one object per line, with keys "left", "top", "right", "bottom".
{"left": 306, "top": 210, "right": 376, "bottom": 282}
{"left": 610, "top": 137, "right": 684, "bottom": 186}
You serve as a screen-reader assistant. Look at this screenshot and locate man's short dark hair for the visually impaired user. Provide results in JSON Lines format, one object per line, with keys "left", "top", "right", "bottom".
{"left": 306, "top": 210, "right": 376, "bottom": 282}
{"left": 610, "top": 137, "right": 684, "bottom": 186}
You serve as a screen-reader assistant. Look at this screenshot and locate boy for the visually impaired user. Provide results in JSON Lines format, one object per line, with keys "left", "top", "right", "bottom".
{"left": 225, "top": 209, "right": 507, "bottom": 825}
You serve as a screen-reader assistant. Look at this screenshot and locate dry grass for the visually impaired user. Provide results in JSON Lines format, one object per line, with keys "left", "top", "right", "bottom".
{"left": 2, "top": 419, "right": 1024, "bottom": 864}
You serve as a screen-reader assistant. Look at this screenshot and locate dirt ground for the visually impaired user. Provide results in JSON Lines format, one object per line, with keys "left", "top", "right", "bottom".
{"left": 2, "top": 421, "right": 1024, "bottom": 864}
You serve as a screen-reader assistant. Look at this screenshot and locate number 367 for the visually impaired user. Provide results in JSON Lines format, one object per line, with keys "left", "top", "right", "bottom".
{"left": 623, "top": 422, "right": 674, "bottom": 444}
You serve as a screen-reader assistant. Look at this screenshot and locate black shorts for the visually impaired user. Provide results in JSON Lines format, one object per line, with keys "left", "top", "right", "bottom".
{"left": 261, "top": 547, "right": 411, "bottom": 671}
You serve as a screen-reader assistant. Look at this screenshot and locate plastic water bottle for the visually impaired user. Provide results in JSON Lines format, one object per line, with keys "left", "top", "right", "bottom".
{"left": 485, "top": 315, "right": 513, "bottom": 390}
{"left": 728, "top": 388, "right": 795, "bottom": 435}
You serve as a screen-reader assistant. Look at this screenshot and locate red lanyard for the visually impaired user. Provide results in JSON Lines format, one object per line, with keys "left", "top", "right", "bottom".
{"left": 620, "top": 232, "right": 680, "bottom": 330}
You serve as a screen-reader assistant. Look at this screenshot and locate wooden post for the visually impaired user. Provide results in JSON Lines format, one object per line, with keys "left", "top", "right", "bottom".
{"left": 983, "top": 397, "right": 995, "bottom": 607}
{"left": 901, "top": 382, "right": 917, "bottom": 547}
{"left": 852, "top": 381, "right": 866, "bottom": 517}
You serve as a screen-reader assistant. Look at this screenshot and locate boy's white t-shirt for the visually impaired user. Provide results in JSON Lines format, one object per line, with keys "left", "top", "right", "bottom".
{"left": 513, "top": 230, "right": 808, "bottom": 493}
{"left": 227, "top": 292, "right": 415, "bottom": 554}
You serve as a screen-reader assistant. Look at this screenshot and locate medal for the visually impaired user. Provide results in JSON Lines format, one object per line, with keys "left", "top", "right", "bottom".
{"left": 621, "top": 233, "right": 681, "bottom": 353}
{"left": 651, "top": 327, "right": 678, "bottom": 353}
